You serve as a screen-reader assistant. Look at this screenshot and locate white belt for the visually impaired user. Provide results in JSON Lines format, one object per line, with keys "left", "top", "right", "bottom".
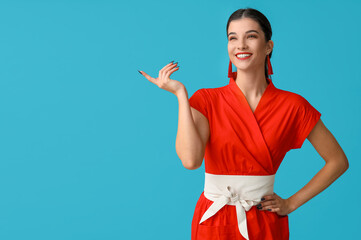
{"left": 199, "top": 173, "right": 275, "bottom": 240}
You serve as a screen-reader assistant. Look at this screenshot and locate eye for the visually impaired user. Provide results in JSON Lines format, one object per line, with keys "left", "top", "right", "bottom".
{"left": 229, "top": 35, "right": 257, "bottom": 40}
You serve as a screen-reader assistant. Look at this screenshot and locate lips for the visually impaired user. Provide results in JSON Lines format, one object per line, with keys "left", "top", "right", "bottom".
{"left": 236, "top": 52, "right": 252, "bottom": 60}
{"left": 235, "top": 52, "right": 252, "bottom": 55}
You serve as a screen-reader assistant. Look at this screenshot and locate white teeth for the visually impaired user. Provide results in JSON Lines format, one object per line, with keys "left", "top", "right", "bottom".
{"left": 237, "top": 54, "right": 251, "bottom": 58}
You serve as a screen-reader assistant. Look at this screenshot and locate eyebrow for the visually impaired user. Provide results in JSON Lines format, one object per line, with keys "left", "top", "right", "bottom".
{"left": 228, "top": 30, "right": 259, "bottom": 37}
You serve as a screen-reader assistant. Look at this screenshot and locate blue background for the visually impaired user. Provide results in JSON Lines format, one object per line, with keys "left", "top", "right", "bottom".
{"left": 0, "top": 0, "right": 360, "bottom": 239}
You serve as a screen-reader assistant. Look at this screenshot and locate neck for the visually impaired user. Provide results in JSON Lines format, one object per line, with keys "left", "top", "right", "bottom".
{"left": 235, "top": 68, "right": 269, "bottom": 98}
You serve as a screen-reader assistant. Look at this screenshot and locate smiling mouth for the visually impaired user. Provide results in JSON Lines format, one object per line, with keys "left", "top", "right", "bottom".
{"left": 235, "top": 54, "right": 252, "bottom": 60}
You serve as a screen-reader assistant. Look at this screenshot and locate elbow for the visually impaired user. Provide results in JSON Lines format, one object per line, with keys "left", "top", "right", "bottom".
{"left": 336, "top": 157, "right": 349, "bottom": 175}
{"left": 183, "top": 158, "right": 203, "bottom": 170}
{"left": 327, "top": 155, "right": 349, "bottom": 174}
{"left": 184, "top": 164, "right": 198, "bottom": 170}
{"left": 340, "top": 154, "right": 349, "bottom": 172}
{"left": 342, "top": 158, "right": 349, "bottom": 172}
{"left": 176, "top": 145, "right": 204, "bottom": 170}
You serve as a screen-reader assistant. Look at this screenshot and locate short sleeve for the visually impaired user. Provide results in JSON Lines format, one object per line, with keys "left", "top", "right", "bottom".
{"left": 188, "top": 89, "right": 209, "bottom": 120}
{"left": 291, "top": 96, "right": 321, "bottom": 149}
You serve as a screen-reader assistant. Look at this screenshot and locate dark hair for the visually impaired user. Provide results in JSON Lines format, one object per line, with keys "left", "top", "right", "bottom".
{"left": 226, "top": 8, "right": 273, "bottom": 80}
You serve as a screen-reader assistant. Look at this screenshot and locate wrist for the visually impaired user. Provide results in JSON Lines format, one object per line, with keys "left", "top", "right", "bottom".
{"left": 175, "top": 84, "right": 187, "bottom": 98}
{"left": 287, "top": 197, "right": 298, "bottom": 213}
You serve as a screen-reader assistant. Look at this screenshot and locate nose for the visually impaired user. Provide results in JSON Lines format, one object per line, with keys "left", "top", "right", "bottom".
{"left": 237, "top": 38, "right": 248, "bottom": 50}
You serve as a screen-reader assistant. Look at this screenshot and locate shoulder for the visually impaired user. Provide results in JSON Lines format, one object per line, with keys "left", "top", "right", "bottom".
{"left": 197, "top": 85, "right": 228, "bottom": 100}
{"left": 272, "top": 86, "right": 314, "bottom": 110}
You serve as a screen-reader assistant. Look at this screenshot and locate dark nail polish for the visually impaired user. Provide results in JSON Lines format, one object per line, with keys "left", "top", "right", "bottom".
{"left": 174, "top": 62, "right": 178, "bottom": 65}
{"left": 257, "top": 204, "right": 261, "bottom": 207}
{"left": 169, "top": 60, "right": 174, "bottom": 63}
{"left": 138, "top": 70, "right": 143, "bottom": 75}
{"left": 261, "top": 198, "right": 265, "bottom": 201}
{"left": 257, "top": 206, "right": 262, "bottom": 209}
{"left": 267, "top": 209, "right": 271, "bottom": 211}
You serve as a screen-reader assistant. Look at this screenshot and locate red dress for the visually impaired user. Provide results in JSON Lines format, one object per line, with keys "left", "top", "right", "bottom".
{"left": 188, "top": 76, "right": 321, "bottom": 240}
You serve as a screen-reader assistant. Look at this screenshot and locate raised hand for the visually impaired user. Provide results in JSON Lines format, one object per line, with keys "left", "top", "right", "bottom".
{"left": 138, "top": 61, "right": 184, "bottom": 95}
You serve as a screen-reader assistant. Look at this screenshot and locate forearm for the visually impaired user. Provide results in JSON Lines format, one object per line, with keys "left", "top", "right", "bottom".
{"left": 288, "top": 158, "right": 348, "bottom": 212}
{"left": 175, "top": 87, "right": 204, "bottom": 169}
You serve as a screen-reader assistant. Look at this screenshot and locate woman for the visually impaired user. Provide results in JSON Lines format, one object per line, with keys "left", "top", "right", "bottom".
{"left": 138, "top": 8, "right": 349, "bottom": 240}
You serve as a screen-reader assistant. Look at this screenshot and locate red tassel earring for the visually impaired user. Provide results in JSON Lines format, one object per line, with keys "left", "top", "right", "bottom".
{"left": 228, "top": 59, "right": 233, "bottom": 78}
{"left": 228, "top": 60, "right": 236, "bottom": 79}
{"left": 267, "top": 55, "right": 273, "bottom": 75}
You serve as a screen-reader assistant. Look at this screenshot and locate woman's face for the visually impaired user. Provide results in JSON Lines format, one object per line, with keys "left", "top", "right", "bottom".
{"left": 227, "top": 17, "right": 273, "bottom": 74}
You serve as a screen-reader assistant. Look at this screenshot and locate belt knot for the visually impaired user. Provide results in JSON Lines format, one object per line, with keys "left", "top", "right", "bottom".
{"left": 226, "top": 186, "right": 255, "bottom": 211}
{"left": 226, "top": 185, "right": 239, "bottom": 204}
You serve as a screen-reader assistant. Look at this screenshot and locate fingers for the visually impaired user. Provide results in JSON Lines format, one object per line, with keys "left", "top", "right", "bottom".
{"left": 160, "top": 61, "right": 177, "bottom": 74}
{"left": 164, "top": 62, "right": 179, "bottom": 72}
{"left": 266, "top": 208, "right": 280, "bottom": 213}
{"left": 257, "top": 193, "right": 279, "bottom": 211}
{"left": 260, "top": 193, "right": 275, "bottom": 202}
{"left": 259, "top": 199, "right": 278, "bottom": 209}
{"left": 164, "top": 65, "right": 179, "bottom": 79}
{"left": 140, "top": 71, "right": 157, "bottom": 84}
{"left": 160, "top": 62, "right": 179, "bottom": 79}
{"left": 160, "top": 61, "right": 176, "bottom": 72}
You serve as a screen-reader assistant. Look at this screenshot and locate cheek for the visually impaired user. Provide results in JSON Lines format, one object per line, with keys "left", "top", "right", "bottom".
{"left": 227, "top": 47, "right": 232, "bottom": 56}
{"left": 227, "top": 44, "right": 234, "bottom": 54}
